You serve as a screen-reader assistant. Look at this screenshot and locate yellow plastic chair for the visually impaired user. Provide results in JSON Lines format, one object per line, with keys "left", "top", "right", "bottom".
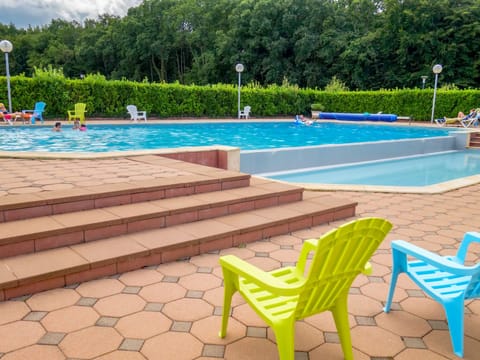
{"left": 67, "top": 103, "right": 87, "bottom": 124}
{"left": 219, "top": 217, "right": 392, "bottom": 360}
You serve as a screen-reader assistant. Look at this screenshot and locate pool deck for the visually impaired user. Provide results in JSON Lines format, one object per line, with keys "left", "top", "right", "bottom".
{"left": 0, "top": 152, "right": 479, "bottom": 359}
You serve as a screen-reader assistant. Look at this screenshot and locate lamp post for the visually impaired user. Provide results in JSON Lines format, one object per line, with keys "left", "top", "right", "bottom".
{"left": 235, "top": 63, "right": 244, "bottom": 119}
{"left": 421, "top": 75, "right": 428, "bottom": 89}
{"left": 0, "top": 40, "right": 13, "bottom": 113}
{"left": 430, "top": 64, "right": 443, "bottom": 123}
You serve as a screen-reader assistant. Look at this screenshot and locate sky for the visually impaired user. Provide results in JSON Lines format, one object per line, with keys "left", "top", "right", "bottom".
{"left": 0, "top": 0, "right": 143, "bottom": 29}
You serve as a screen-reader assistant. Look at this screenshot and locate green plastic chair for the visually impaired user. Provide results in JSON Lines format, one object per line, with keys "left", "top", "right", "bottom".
{"left": 219, "top": 217, "right": 393, "bottom": 360}
{"left": 67, "top": 103, "right": 87, "bottom": 124}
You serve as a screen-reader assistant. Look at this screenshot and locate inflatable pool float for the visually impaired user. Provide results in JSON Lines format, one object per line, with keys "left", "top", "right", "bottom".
{"left": 318, "top": 112, "right": 397, "bottom": 122}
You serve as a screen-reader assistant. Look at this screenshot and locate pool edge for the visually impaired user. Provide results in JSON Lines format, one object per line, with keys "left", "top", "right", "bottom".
{"left": 254, "top": 174, "right": 480, "bottom": 194}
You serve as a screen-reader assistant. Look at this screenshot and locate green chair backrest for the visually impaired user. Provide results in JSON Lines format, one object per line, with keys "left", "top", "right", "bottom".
{"left": 295, "top": 218, "right": 392, "bottom": 320}
{"left": 75, "top": 103, "right": 86, "bottom": 113}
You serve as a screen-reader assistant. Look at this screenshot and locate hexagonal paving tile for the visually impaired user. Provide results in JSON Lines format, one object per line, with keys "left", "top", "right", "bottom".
{"left": 115, "top": 311, "right": 172, "bottom": 338}
{"left": 347, "top": 294, "right": 383, "bottom": 317}
{"left": 94, "top": 293, "right": 146, "bottom": 317}
{"left": 0, "top": 301, "right": 30, "bottom": 325}
{"left": 268, "top": 248, "right": 301, "bottom": 263}
{"left": 350, "top": 325, "right": 405, "bottom": 357}
{"left": 178, "top": 273, "right": 222, "bottom": 291}
{"left": 400, "top": 297, "right": 445, "bottom": 321}
{"left": 162, "top": 298, "right": 213, "bottom": 322}
{"left": 41, "top": 305, "right": 99, "bottom": 332}
{"left": 219, "top": 247, "right": 255, "bottom": 259}
{"left": 0, "top": 321, "right": 45, "bottom": 353}
{"left": 142, "top": 332, "right": 203, "bottom": 360}
{"left": 157, "top": 260, "right": 197, "bottom": 277}
{"left": 224, "top": 337, "right": 278, "bottom": 359}
{"left": 361, "top": 282, "right": 404, "bottom": 303}
{"left": 191, "top": 315, "right": 246, "bottom": 344}
{"left": 26, "top": 288, "right": 80, "bottom": 311}
{"left": 267, "top": 321, "right": 324, "bottom": 352}
{"left": 138, "top": 282, "right": 186, "bottom": 303}
{"left": 246, "top": 240, "right": 281, "bottom": 253}
{"left": 0, "top": 344, "right": 65, "bottom": 360}
{"left": 189, "top": 253, "right": 222, "bottom": 268}
{"left": 232, "top": 303, "right": 265, "bottom": 328}
{"left": 203, "top": 287, "right": 245, "bottom": 308}
{"left": 95, "top": 350, "right": 147, "bottom": 360}
{"left": 76, "top": 278, "right": 125, "bottom": 298}
{"left": 59, "top": 326, "right": 122, "bottom": 358}
{"left": 375, "top": 310, "right": 431, "bottom": 337}
{"left": 309, "top": 342, "right": 370, "bottom": 360}
{"left": 304, "top": 311, "right": 355, "bottom": 333}
{"left": 119, "top": 268, "right": 164, "bottom": 286}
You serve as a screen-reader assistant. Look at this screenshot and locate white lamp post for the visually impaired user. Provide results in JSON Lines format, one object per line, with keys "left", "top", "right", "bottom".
{"left": 421, "top": 75, "right": 428, "bottom": 89}
{"left": 0, "top": 40, "right": 13, "bottom": 113}
{"left": 235, "top": 63, "right": 244, "bottom": 119}
{"left": 430, "top": 64, "right": 443, "bottom": 123}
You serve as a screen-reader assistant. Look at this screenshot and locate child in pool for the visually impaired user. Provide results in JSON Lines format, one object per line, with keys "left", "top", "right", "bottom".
{"left": 52, "top": 122, "right": 62, "bottom": 132}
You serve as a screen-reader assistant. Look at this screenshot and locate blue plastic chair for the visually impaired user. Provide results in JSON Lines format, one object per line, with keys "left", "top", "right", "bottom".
{"left": 384, "top": 232, "right": 480, "bottom": 358}
{"left": 22, "top": 101, "right": 46, "bottom": 124}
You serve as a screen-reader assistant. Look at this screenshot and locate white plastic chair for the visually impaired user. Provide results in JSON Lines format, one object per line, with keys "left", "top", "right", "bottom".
{"left": 127, "top": 105, "right": 147, "bottom": 122}
{"left": 239, "top": 105, "right": 251, "bottom": 119}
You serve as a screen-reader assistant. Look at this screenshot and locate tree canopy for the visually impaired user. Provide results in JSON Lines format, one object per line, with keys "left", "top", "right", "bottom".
{"left": 1, "top": 0, "right": 479, "bottom": 90}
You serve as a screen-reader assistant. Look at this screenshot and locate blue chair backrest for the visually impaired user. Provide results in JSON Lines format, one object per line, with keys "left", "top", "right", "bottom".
{"left": 34, "top": 102, "right": 46, "bottom": 114}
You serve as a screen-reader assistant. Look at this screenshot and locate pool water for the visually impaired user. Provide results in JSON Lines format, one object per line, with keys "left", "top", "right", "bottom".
{"left": 0, "top": 122, "right": 450, "bottom": 152}
{"left": 265, "top": 150, "right": 480, "bottom": 187}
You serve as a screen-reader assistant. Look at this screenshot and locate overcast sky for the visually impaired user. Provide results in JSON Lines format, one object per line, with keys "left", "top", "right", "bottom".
{"left": 0, "top": 0, "right": 143, "bottom": 28}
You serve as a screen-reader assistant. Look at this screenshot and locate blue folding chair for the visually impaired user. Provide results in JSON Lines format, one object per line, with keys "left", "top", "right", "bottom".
{"left": 384, "top": 232, "right": 480, "bottom": 358}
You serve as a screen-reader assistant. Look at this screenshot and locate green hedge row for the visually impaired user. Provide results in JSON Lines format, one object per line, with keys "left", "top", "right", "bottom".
{"left": 0, "top": 76, "right": 478, "bottom": 121}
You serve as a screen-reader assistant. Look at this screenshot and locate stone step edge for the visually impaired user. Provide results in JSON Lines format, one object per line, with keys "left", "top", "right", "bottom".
{"left": 0, "top": 183, "right": 304, "bottom": 257}
{"left": 0, "top": 197, "right": 357, "bottom": 300}
{"left": 0, "top": 173, "right": 251, "bottom": 222}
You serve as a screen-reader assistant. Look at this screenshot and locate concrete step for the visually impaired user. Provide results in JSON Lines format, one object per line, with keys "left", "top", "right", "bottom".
{"left": 469, "top": 133, "right": 480, "bottom": 148}
{"left": 0, "top": 191, "right": 356, "bottom": 300}
{"left": 0, "top": 179, "right": 303, "bottom": 259}
{"left": 0, "top": 170, "right": 251, "bottom": 223}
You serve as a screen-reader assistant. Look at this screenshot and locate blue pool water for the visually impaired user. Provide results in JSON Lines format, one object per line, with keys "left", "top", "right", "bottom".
{"left": 266, "top": 150, "right": 480, "bottom": 187}
{"left": 0, "top": 122, "right": 450, "bottom": 152}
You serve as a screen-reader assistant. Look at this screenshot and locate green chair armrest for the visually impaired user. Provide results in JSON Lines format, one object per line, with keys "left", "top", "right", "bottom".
{"left": 220, "top": 255, "right": 304, "bottom": 296}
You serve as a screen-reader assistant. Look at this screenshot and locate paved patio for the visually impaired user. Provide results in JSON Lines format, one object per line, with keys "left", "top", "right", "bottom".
{"left": 0, "top": 180, "right": 479, "bottom": 359}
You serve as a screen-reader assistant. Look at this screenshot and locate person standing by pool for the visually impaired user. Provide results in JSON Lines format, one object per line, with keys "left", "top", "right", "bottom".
{"left": 52, "top": 122, "right": 62, "bottom": 132}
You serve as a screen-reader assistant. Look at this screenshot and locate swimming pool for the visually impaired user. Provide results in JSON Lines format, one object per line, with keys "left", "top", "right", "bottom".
{"left": 0, "top": 122, "right": 451, "bottom": 152}
{"left": 264, "top": 150, "right": 480, "bottom": 187}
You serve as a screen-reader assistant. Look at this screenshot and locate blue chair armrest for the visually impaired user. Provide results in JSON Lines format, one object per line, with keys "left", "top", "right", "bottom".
{"left": 454, "top": 232, "right": 480, "bottom": 264}
{"left": 392, "top": 240, "right": 479, "bottom": 276}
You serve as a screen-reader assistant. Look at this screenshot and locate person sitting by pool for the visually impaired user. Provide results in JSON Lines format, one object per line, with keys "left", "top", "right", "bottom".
{"left": 52, "top": 122, "right": 62, "bottom": 132}
{"left": 79, "top": 123, "right": 87, "bottom": 131}
{"left": 0, "top": 103, "right": 23, "bottom": 125}
{"left": 439, "top": 108, "right": 479, "bottom": 127}
{"left": 72, "top": 119, "right": 80, "bottom": 130}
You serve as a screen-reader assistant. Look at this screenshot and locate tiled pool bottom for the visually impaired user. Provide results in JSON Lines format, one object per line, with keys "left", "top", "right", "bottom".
{"left": 261, "top": 150, "right": 480, "bottom": 194}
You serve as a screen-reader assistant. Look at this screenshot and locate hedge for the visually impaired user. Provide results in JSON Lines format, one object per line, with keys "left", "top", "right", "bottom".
{"left": 0, "top": 75, "right": 478, "bottom": 121}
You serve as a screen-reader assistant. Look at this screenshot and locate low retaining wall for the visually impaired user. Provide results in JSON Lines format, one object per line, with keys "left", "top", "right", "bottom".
{"left": 240, "top": 134, "right": 469, "bottom": 174}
